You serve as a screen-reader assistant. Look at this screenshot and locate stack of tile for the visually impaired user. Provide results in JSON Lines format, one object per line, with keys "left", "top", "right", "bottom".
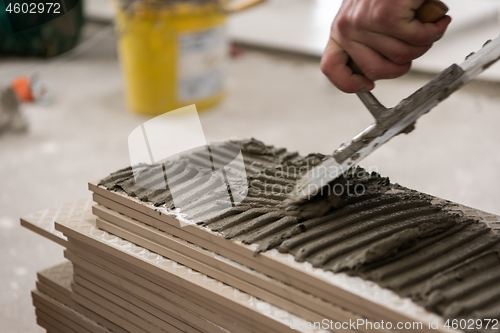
{"left": 22, "top": 199, "right": 338, "bottom": 333}
{"left": 21, "top": 139, "right": 500, "bottom": 333}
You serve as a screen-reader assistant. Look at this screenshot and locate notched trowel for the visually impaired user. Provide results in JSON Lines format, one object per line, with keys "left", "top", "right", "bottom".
{"left": 290, "top": 35, "right": 500, "bottom": 204}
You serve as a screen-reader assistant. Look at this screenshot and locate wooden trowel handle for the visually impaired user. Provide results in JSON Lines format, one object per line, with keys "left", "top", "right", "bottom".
{"left": 415, "top": 0, "right": 449, "bottom": 23}
{"left": 348, "top": 0, "right": 449, "bottom": 76}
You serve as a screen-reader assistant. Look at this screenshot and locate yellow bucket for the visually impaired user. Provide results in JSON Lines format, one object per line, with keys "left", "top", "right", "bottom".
{"left": 116, "top": 0, "right": 226, "bottom": 115}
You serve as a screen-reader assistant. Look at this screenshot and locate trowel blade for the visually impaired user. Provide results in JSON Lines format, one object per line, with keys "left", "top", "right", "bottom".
{"left": 292, "top": 35, "right": 500, "bottom": 203}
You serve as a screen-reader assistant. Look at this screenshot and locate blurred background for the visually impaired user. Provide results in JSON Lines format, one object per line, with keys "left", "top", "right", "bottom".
{"left": 1, "top": 0, "right": 500, "bottom": 331}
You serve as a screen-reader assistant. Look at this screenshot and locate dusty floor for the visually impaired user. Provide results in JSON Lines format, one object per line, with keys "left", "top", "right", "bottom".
{"left": 1, "top": 22, "right": 500, "bottom": 332}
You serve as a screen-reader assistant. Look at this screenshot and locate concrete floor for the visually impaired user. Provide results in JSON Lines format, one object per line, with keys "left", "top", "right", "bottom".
{"left": 1, "top": 22, "right": 500, "bottom": 332}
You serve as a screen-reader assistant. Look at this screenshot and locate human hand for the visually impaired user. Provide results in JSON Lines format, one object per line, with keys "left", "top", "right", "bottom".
{"left": 321, "top": 0, "right": 451, "bottom": 93}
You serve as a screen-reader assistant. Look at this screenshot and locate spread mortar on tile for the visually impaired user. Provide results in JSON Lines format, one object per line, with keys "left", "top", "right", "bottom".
{"left": 98, "top": 138, "right": 500, "bottom": 325}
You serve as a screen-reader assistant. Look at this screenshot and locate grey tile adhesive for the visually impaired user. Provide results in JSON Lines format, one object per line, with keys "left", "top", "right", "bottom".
{"left": 96, "top": 138, "right": 500, "bottom": 327}
{"left": 20, "top": 138, "right": 500, "bottom": 333}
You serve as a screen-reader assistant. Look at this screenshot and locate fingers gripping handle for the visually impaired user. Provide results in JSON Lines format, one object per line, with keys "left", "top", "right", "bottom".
{"left": 347, "top": 0, "right": 449, "bottom": 76}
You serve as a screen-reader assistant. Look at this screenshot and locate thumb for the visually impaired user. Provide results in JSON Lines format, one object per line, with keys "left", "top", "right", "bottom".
{"left": 321, "top": 38, "right": 375, "bottom": 93}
